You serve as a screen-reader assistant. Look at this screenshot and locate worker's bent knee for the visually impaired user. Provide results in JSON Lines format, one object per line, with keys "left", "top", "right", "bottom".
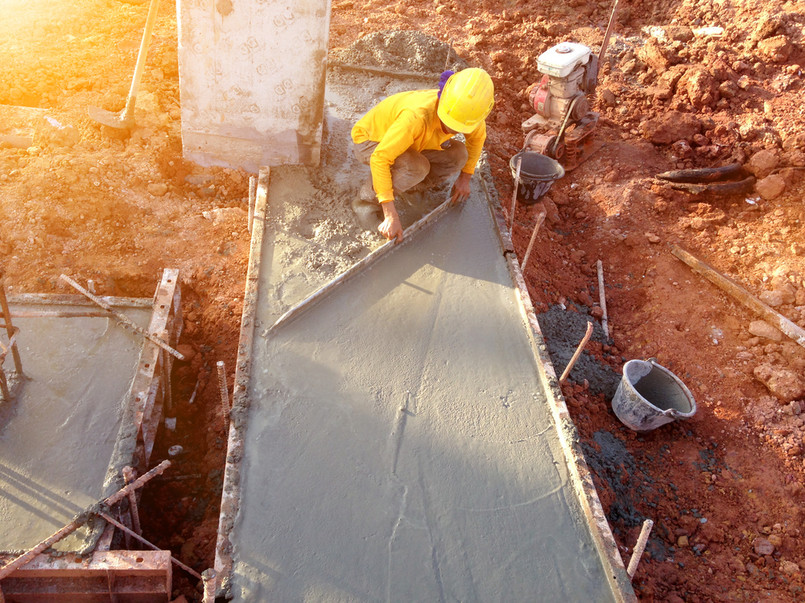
{"left": 391, "top": 149, "right": 431, "bottom": 192}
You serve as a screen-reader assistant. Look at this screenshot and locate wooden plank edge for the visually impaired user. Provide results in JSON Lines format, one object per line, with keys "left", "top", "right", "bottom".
{"left": 213, "top": 166, "right": 270, "bottom": 598}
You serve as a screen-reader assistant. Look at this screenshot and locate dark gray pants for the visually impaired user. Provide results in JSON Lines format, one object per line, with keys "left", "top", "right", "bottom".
{"left": 353, "top": 139, "right": 469, "bottom": 201}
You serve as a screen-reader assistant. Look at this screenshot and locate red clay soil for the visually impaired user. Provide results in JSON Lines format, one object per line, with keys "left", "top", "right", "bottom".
{"left": 2, "top": 0, "right": 805, "bottom": 601}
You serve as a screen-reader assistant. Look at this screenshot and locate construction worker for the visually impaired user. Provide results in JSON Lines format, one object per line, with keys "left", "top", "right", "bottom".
{"left": 350, "top": 67, "right": 494, "bottom": 242}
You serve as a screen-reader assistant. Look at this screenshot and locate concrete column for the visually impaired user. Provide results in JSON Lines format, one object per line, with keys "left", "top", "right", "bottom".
{"left": 177, "top": 0, "right": 331, "bottom": 171}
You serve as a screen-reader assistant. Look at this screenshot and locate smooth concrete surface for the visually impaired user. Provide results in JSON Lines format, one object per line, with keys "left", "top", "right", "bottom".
{"left": 177, "top": 0, "right": 331, "bottom": 170}
{"left": 229, "top": 192, "right": 616, "bottom": 601}
{"left": 0, "top": 305, "right": 151, "bottom": 553}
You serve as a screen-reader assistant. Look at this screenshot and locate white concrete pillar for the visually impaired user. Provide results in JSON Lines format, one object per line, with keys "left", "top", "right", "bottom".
{"left": 177, "top": 0, "right": 331, "bottom": 171}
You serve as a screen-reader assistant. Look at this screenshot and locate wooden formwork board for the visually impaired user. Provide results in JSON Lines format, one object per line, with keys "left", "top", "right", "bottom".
{"left": 0, "top": 550, "right": 171, "bottom": 601}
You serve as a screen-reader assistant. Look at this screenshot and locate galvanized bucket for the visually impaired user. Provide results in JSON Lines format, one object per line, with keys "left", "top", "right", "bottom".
{"left": 611, "top": 359, "right": 697, "bottom": 431}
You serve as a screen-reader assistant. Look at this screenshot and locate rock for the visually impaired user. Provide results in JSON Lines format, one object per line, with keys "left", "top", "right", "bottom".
{"left": 677, "top": 535, "right": 689, "bottom": 547}
{"left": 755, "top": 174, "right": 786, "bottom": 200}
{"left": 578, "top": 289, "right": 594, "bottom": 307}
{"left": 746, "top": 149, "right": 781, "bottom": 178}
{"left": 770, "top": 275, "right": 797, "bottom": 304}
{"left": 641, "top": 111, "right": 702, "bottom": 145}
{"left": 535, "top": 198, "right": 560, "bottom": 225}
{"left": 753, "top": 364, "right": 805, "bottom": 402}
{"left": 38, "top": 115, "right": 80, "bottom": 148}
{"left": 780, "top": 560, "right": 800, "bottom": 575}
{"left": 637, "top": 37, "right": 676, "bottom": 72}
{"left": 718, "top": 80, "right": 738, "bottom": 99}
{"left": 147, "top": 182, "right": 168, "bottom": 196}
{"left": 783, "top": 132, "right": 805, "bottom": 152}
{"left": 759, "top": 290, "right": 785, "bottom": 308}
{"left": 682, "top": 68, "right": 717, "bottom": 108}
{"left": 202, "top": 207, "right": 248, "bottom": 225}
{"left": 750, "top": 16, "right": 782, "bottom": 46}
{"left": 757, "top": 35, "right": 793, "bottom": 63}
{"left": 754, "top": 537, "right": 775, "bottom": 556}
{"left": 748, "top": 320, "right": 782, "bottom": 341}
{"left": 671, "top": 139, "right": 693, "bottom": 158}
{"left": 768, "top": 534, "right": 783, "bottom": 548}
{"left": 645, "top": 232, "right": 661, "bottom": 244}
{"left": 737, "top": 74, "right": 752, "bottom": 90}
{"left": 600, "top": 88, "right": 616, "bottom": 107}
{"left": 175, "top": 344, "right": 196, "bottom": 363}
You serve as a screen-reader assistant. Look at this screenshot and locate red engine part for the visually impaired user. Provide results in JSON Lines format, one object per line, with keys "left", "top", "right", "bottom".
{"left": 524, "top": 111, "right": 600, "bottom": 171}
{"left": 529, "top": 75, "right": 551, "bottom": 118}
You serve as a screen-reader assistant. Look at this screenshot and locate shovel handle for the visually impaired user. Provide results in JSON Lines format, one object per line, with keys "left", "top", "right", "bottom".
{"left": 123, "top": 0, "right": 161, "bottom": 121}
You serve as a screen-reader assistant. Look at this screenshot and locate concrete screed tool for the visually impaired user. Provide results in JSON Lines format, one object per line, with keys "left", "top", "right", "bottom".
{"left": 88, "top": 0, "right": 161, "bottom": 130}
{"left": 520, "top": 0, "right": 620, "bottom": 170}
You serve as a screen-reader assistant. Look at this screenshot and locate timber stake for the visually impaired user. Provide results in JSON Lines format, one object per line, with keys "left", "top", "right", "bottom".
{"left": 560, "top": 321, "right": 594, "bottom": 384}
{"left": 671, "top": 245, "right": 805, "bottom": 349}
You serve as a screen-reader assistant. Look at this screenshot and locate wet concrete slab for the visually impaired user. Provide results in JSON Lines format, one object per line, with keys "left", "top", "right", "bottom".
{"left": 227, "top": 191, "right": 619, "bottom": 601}
{"left": 0, "top": 303, "right": 151, "bottom": 553}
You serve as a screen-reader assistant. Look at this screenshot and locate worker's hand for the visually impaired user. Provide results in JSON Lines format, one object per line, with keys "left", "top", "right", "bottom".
{"left": 450, "top": 172, "right": 472, "bottom": 205}
{"left": 378, "top": 200, "right": 403, "bottom": 243}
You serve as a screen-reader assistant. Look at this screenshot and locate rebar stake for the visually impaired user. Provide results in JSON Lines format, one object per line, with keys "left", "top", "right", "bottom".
{"left": 248, "top": 175, "right": 256, "bottom": 233}
{"left": 627, "top": 518, "right": 654, "bottom": 580}
{"left": 122, "top": 466, "right": 142, "bottom": 535}
{"left": 508, "top": 158, "right": 522, "bottom": 231}
{"left": 217, "top": 360, "right": 230, "bottom": 424}
{"left": 597, "top": 259, "right": 610, "bottom": 338}
{"left": 202, "top": 568, "right": 218, "bottom": 602}
{"left": 0, "top": 270, "right": 22, "bottom": 375}
{"left": 559, "top": 321, "right": 594, "bottom": 384}
{"left": 59, "top": 274, "right": 185, "bottom": 361}
{"left": 520, "top": 210, "right": 547, "bottom": 273}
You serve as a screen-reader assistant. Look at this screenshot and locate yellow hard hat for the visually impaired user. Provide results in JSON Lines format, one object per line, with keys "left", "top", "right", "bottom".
{"left": 437, "top": 68, "right": 495, "bottom": 134}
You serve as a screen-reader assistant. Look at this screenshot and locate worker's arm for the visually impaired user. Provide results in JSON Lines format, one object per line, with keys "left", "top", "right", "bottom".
{"left": 460, "top": 120, "right": 487, "bottom": 177}
{"left": 368, "top": 111, "right": 419, "bottom": 202}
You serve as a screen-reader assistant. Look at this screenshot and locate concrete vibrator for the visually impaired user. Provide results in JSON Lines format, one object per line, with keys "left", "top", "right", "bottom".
{"left": 519, "top": 0, "right": 620, "bottom": 171}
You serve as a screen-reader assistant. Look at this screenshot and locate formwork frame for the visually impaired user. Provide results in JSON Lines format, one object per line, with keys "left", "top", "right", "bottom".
{"left": 0, "top": 269, "right": 182, "bottom": 601}
{"left": 213, "top": 165, "right": 636, "bottom": 600}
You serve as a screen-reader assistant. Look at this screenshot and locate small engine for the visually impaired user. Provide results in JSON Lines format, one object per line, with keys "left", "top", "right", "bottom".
{"left": 528, "top": 42, "right": 598, "bottom": 127}
{"left": 520, "top": 42, "right": 603, "bottom": 170}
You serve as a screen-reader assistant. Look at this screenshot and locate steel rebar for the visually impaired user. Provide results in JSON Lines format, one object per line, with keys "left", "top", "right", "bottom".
{"left": 0, "top": 460, "right": 170, "bottom": 580}
{"left": 217, "top": 360, "right": 230, "bottom": 423}
{"left": 202, "top": 568, "right": 217, "bottom": 602}
{"left": 508, "top": 158, "right": 522, "bottom": 231}
{"left": 627, "top": 519, "right": 654, "bottom": 579}
{"left": 59, "top": 274, "right": 185, "bottom": 360}
{"left": 597, "top": 259, "right": 609, "bottom": 338}
{"left": 122, "top": 466, "right": 142, "bottom": 535}
{"left": 97, "top": 510, "right": 202, "bottom": 580}
{"left": 248, "top": 175, "right": 256, "bottom": 233}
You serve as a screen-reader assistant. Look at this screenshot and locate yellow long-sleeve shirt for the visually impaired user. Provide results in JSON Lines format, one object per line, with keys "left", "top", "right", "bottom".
{"left": 351, "top": 89, "right": 487, "bottom": 202}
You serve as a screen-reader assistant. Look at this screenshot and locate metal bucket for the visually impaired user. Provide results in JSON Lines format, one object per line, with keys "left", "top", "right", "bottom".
{"left": 611, "top": 359, "right": 697, "bottom": 431}
{"left": 509, "top": 151, "right": 565, "bottom": 205}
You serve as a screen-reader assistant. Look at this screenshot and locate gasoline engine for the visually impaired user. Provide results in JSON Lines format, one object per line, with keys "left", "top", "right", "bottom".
{"left": 519, "top": 0, "right": 619, "bottom": 171}
{"left": 521, "top": 42, "right": 601, "bottom": 170}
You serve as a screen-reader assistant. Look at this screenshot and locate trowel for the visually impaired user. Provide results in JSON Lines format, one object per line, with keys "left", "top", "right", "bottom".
{"left": 88, "top": 0, "right": 161, "bottom": 130}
